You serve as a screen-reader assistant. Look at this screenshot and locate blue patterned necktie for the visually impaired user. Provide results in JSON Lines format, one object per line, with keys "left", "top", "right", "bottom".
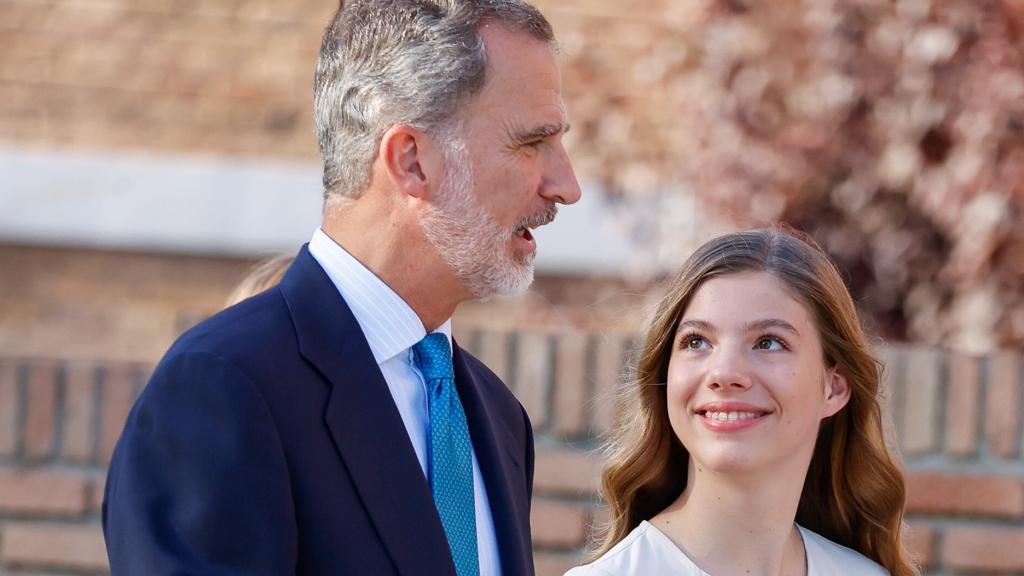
{"left": 412, "top": 333, "right": 479, "bottom": 576}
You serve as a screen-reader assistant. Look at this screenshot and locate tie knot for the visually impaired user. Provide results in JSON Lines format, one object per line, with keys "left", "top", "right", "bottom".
{"left": 413, "top": 333, "right": 455, "bottom": 382}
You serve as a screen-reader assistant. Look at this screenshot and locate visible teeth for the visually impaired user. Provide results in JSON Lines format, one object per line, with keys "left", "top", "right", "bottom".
{"left": 704, "top": 411, "right": 761, "bottom": 421}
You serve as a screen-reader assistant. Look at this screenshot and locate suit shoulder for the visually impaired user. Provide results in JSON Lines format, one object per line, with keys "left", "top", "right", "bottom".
{"left": 166, "top": 287, "right": 295, "bottom": 366}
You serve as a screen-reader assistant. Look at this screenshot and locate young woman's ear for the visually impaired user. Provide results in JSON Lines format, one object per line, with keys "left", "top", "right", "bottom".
{"left": 822, "top": 367, "right": 851, "bottom": 418}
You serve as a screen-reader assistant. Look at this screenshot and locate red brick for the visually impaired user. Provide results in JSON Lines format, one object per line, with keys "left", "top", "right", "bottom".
{"left": 0, "top": 359, "right": 19, "bottom": 456}
{"left": 24, "top": 361, "right": 59, "bottom": 459}
{"left": 901, "top": 348, "right": 940, "bottom": 455}
{"left": 1, "top": 522, "right": 108, "bottom": 571}
{"left": 535, "top": 551, "right": 584, "bottom": 576}
{"left": 534, "top": 448, "right": 604, "bottom": 496}
{"left": 100, "top": 364, "right": 139, "bottom": 463}
{"left": 553, "top": 332, "right": 588, "bottom": 439}
{"left": 0, "top": 470, "right": 88, "bottom": 515}
{"left": 902, "top": 522, "right": 936, "bottom": 568}
{"left": 591, "top": 333, "right": 629, "bottom": 436}
{"left": 61, "top": 362, "right": 98, "bottom": 463}
{"left": 516, "top": 330, "right": 552, "bottom": 430}
{"left": 944, "top": 353, "right": 981, "bottom": 456}
{"left": 531, "top": 500, "right": 588, "bottom": 549}
{"left": 943, "top": 525, "right": 1024, "bottom": 572}
{"left": 985, "top": 352, "right": 1022, "bottom": 458}
{"left": 905, "top": 471, "right": 1024, "bottom": 518}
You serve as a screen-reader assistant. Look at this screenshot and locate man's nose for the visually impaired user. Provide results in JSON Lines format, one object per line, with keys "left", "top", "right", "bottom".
{"left": 540, "top": 144, "right": 582, "bottom": 205}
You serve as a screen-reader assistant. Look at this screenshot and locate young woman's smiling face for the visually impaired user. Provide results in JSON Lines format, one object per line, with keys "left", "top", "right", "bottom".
{"left": 666, "top": 271, "right": 850, "bottom": 475}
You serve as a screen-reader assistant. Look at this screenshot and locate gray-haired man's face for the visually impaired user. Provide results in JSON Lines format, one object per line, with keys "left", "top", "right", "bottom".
{"left": 419, "top": 23, "right": 582, "bottom": 299}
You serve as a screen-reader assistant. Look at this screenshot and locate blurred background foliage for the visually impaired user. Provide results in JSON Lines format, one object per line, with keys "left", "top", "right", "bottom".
{"left": 560, "top": 0, "right": 1024, "bottom": 352}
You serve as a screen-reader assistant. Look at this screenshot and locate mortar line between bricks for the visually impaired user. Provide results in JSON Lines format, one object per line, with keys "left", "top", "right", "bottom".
{"left": 582, "top": 335, "right": 598, "bottom": 442}
{"left": 0, "top": 511, "right": 104, "bottom": 525}
{"left": 932, "top": 524, "right": 946, "bottom": 573}
{"left": 977, "top": 356, "right": 991, "bottom": 461}
{"left": 14, "top": 362, "right": 28, "bottom": 461}
{"left": 904, "top": 455, "right": 1024, "bottom": 475}
{"left": 89, "top": 366, "right": 105, "bottom": 467}
{"left": 52, "top": 363, "right": 67, "bottom": 463}
{"left": 907, "top": 514, "right": 1024, "bottom": 529}
{"left": 543, "top": 333, "right": 558, "bottom": 439}
{"left": 1016, "top": 357, "right": 1024, "bottom": 462}
{"left": 936, "top": 353, "right": 949, "bottom": 457}
{"left": 0, "top": 461, "right": 109, "bottom": 476}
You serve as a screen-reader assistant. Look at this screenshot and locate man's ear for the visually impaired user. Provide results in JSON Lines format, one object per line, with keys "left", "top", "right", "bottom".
{"left": 378, "top": 124, "right": 441, "bottom": 200}
{"left": 822, "top": 367, "right": 851, "bottom": 418}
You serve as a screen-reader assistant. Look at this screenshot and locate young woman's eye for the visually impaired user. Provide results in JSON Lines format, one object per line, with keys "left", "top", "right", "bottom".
{"left": 679, "top": 333, "right": 708, "bottom": 350}
{"left": 755, "top": 336, "right": 787, "bottom": 351}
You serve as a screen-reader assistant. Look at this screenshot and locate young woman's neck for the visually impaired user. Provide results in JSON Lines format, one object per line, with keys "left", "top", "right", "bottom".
{"left": 652, "top": 458, "right": 809, "bottom": 576}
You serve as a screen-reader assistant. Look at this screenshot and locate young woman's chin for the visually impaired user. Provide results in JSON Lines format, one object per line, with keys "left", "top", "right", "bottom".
{"left": 689, "top": 448, "right": 778, "bottom": 476}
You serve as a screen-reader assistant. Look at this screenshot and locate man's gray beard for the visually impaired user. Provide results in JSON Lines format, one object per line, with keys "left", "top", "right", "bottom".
{"left": 418, "top": 138, "right": 537, "bottom": 300}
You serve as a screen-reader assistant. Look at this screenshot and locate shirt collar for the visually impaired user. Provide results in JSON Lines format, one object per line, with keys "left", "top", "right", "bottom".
{"left": 308, "top": 227, "right": 452, "bottom": 364}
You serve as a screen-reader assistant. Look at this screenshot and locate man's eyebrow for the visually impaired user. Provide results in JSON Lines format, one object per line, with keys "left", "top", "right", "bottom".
{"left": 511, "top": 122, "right": 569, "bottom": 143}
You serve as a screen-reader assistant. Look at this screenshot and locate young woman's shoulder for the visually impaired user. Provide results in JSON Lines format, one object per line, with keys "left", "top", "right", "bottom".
{"left": 564, "top": 521, "right": 703, "bottom": 576}
{"left": 799, "top": 525, "right": 890, "bottom": 576}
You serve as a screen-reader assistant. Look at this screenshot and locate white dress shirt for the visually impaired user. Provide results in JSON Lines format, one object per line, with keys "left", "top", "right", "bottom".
{"left": 564, "top": 521, "right": 888, "bottom": 576}
{"left": 309, "top": 228, "right": 501, "bottom": 575}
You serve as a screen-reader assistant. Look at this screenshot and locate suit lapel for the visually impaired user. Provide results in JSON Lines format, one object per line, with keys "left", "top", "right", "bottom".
{"left": 280, "top": 246, "right": 456, "bottom": 576}
{"left": 452, "top": 344, "right": 532, "bottom": 576}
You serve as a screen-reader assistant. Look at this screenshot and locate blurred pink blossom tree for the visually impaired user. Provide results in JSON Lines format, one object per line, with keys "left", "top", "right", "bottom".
{"left": 567, "top": 0, "right": 1024, "bottom": 351}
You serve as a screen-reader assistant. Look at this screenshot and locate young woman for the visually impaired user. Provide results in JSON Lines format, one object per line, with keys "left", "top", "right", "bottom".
{"left": 567, "top": 228, "right": 919, "bottom": 576}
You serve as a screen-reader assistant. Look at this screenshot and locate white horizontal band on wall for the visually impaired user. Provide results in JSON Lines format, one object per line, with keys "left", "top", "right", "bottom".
{"left": 0, "top": 146, "right": 685, "bottom": 275}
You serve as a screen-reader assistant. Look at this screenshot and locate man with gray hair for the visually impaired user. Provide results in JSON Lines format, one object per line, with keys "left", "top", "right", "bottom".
{"left": 102, "top": 1, "right": 580, "bottom": 575}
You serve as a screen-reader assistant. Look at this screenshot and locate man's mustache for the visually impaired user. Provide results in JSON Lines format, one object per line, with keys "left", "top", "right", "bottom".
{"left": 516, "top": 205, "right": 558, "bottom": 230}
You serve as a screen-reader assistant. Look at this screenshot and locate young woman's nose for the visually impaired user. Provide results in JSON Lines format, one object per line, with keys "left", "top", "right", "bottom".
{"left": 705, "top": 346, "right": 754, "bottom": 391}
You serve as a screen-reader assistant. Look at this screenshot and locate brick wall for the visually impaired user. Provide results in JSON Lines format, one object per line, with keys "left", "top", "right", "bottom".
{"left": 0, "top": 244, "right": 650, "bottom": 364}
{"left": 0, "top": 0, "right": 691, "bottom": 190}
{"left": 1, "top": 333, "right": 1022, "bottom": 575}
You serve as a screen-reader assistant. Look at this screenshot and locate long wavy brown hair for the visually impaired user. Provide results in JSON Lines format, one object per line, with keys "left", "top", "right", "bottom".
{"left": 593, "top": 227, "right": 919, "bottom": 575}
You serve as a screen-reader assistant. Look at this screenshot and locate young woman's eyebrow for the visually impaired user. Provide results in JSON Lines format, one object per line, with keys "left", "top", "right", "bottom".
{"left": 743, "top": 318, "right": 801, "bottom": 336}
{"left": 677, "top": 319, "right": 714, "bottom": 333}
{"left": 677, "top": 318, "right": 800, "bottom": 336}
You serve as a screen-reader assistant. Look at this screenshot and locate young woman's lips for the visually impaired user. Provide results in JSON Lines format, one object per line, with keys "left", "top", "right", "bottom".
{"left": 695, "top": 405, "right": 772, "bottom": 432}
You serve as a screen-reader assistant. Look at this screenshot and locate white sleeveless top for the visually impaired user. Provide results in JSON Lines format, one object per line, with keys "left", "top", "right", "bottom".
{"left": 564, "top": 521, "right": 888, "bottom": 576}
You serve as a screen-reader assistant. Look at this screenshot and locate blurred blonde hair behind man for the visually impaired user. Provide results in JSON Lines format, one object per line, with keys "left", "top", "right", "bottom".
{"left": 225, "top": 254, "right": 294, "bottom": 307}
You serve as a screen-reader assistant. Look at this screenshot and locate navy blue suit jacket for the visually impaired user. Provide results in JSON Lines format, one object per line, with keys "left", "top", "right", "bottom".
{"left": 103, "top": 246, "right": 536, "bottom": 575}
